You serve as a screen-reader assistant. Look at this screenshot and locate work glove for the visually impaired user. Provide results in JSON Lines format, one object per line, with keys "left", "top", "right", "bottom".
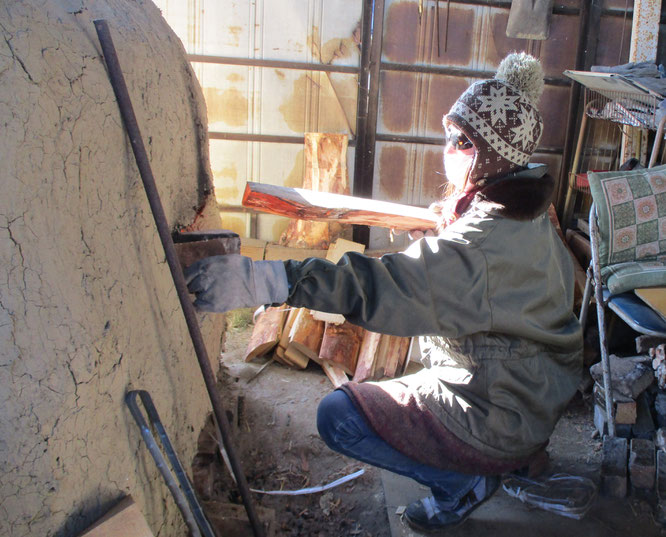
{"left": 184, "top": 254, "right": 289, "bottom": 313}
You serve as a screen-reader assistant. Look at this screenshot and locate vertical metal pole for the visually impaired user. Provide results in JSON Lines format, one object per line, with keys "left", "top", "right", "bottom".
{"left": 353, "top": 0, "right": 385, "bottom": 246}
{"left": 590, "top": 203, "right": 616, "bottom": 437}
{"left": 93, "top": 20, "right": 265, "bottom": 537}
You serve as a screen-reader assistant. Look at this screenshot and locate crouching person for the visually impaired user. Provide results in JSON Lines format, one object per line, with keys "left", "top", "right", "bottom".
{"left": 185, "top": 53, "right": 583, "bottom": 532}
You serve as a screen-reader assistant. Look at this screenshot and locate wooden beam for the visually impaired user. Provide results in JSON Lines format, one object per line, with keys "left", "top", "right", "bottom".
{"left": 242, "top": 182, "right": 438, "bottom": 231}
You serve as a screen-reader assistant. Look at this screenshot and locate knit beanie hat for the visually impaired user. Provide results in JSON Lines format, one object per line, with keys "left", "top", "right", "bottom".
{"left": 444, "top": 52, "right": 544, "bottom": 185}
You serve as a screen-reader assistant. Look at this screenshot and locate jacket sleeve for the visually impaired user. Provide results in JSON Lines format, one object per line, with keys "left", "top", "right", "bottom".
{"left": 284, "top": 236, "right": 492, "bottom": 338}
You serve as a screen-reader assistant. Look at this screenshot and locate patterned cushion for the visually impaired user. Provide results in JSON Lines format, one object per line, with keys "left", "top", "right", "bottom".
{"left": 588, "top": 165, "right": 666, "bottom": 294}
{"left": 601, "top": 260, "right": 666, "bottom": 295}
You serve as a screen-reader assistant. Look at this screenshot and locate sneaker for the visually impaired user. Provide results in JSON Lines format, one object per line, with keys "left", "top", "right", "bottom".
{"left": 403, "top": 475, "right": 501, "bottom": 533}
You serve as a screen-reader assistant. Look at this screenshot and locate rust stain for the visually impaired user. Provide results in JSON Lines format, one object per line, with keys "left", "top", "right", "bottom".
{"left": 423, "top": 148, "right": 447, "bottom": 202}
{"left": 283, "top": 148, "right": 305, "bottom": 189}
{"left": 383, "top": 1, "right": 419, "bottom": 63}
{"left": 426, "top": 75, "right": 471, "bottom": 135}
{"left": 203, "top": 87, "right": 248, "bottom": 127}
{"left": 320, "top": 36, "right": 355, "bottom": 63}
{"left": 279, "top": 74, "right": 311, "bottom": 133}
{"left": 219, "top": 214, "right": 245, "bottom": 237}
{"left": 228, "top": 25, "right": 242, "bottom": 46}
{"left": 227, "top": 73, "right": 244, "bottom": 83}
{"left": 381, "top": 72, "right": 416, "bottom": 133}
{"left": 274, "top": 69, "right": 286, "bottom": 80}
{"left": 379, "top": 146, "right": 408, "bottom": 200}
{"left": 432, "top": 5, "right": 475, "bottom": 67}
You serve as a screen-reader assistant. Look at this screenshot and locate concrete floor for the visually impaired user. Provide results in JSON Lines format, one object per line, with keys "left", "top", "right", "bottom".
{"left": 382, "top": 469, "right": 666, "bottom": 537}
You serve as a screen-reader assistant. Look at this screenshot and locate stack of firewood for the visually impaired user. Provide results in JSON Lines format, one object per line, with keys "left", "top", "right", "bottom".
{"left": 243, "top": 302, "right": 413, "bottom": 387}
{"left": 241, "top": 133, "right": 413, "bottom": 386}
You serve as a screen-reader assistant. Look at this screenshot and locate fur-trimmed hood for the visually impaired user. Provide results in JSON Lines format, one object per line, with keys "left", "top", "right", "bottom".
{"left": 471, "top": 164, "right": 555, "bottom": 221}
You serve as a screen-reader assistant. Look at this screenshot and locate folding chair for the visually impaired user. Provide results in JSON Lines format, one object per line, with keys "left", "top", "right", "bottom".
{"left": 580, "top": 165, "right": 666, "bottom": 436}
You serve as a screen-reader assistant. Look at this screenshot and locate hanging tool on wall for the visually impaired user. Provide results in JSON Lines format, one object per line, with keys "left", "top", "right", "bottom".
{"left": 93, "top": 19, "right": 266, "bottom": 537}
{"left": 126, "top": 391, "right": 216, "bottom": 537}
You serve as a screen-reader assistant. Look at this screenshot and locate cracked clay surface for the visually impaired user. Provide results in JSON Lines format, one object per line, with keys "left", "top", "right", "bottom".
{"left": 0, "top": 1, "right": 224, "bottom": 536}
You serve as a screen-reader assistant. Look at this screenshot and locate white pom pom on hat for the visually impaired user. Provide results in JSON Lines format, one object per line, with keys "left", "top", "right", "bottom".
{"left": 494, "top": 52, "right": 544, "bottom": 104}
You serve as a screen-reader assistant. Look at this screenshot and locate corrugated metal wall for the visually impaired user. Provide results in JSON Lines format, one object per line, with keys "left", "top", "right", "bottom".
{"left": 154, "top": 0, "right": 636, "bottom": 249}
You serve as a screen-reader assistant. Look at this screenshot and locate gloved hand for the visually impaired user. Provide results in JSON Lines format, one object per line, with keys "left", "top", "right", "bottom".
{"left": 184, "top": 254, "right": 289, "bottom": 313}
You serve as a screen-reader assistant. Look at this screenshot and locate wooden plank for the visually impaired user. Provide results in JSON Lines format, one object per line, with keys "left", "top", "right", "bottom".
{"left": 321, "top": 361, "right": 349, "bottom": 388}
{"left": 244, "top": 305, "right": 288, "bottom": 362}
{"left": 78, "top": 497, "right": 153, "bottom": 537}
{"left": 242, "top": 182, "right": 439, "bottom": 231}
{"left": 264, "top": 243, "right": 327, "bottom": 262}
{"left": 275, "top": 308, "right": 300, "bottom": 366}
{"left": 240, "top": 237, "right": 267, "bottom": 261}
{"left": 288, "top": 308, "right": 324, "bottom": 364}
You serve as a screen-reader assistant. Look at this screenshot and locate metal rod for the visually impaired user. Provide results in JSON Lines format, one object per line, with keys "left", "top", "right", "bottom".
{"left": 590, "top": 203, "right": 616, "bottom": 437}
{"left": 93, "top": 20, "right": 265, "bottom": 537}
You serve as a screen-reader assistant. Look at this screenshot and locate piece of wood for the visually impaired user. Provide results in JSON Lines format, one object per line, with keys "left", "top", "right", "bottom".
{"left": 374, "top": 334, "right": 410, "bottom": 379}
{"left": 284, "top": 343, "right": 311, "bottom": 369}
{"left": 321, "top": 360, "right": 349, "bottom": 388}
{"left": 383, "top": 336, "right": 411, "bottom": 378}
{"left": 353, "top": 330, "right": 382, "bottom": 382}
{"left": 242, "top": 182, "right": 439, "bottom": 231}
{"left": 264, "top": 243, "right": 328, "bottom": 262}
{"left": 326, "top": 237, "right": 365, "bottom": 263}
{"left": 288, "top": 308, "right": 324, "bottom": 363}
{"left": 275, "top": 307, "right": 300, "bottom": 366}
{"left": 78, "top": 496, "right": 153, "bottom": 537}
{"left": 311, "top": 311, "right": 346, "bottom": 324}
{"left": 636, "top": 288, "right": 666, "bottom": 322}
{"left": 319, "top": 321, "right": 365, "bottom": 375}
{"left": 240, "top": 237, "right": 268, "bottom": 261}
{"left": 244, "top": 305, "right": 288, "bottom": 362}
{"left": 280, "top": 133, "right": 351, "bottom": 249}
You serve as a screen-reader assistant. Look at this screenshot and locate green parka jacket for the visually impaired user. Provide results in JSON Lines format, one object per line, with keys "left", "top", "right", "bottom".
{"left": 284, "top": 168, "right": 583, "bottom": 469}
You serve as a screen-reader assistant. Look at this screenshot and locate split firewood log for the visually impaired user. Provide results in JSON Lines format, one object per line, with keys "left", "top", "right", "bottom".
{"left": 321, "top": 361, "right": 349, "bottom": 388}
{"left": 285, "top": 308, "right": 324, "bottom": 368}
{"left": 353, "top": 330, "right": 382, "bottom": 382}
{"left": 243, "top": 305, "right": 288, "bottom": 362}
{"left": 318, "top": 321, "right": 365, "bottom": 375}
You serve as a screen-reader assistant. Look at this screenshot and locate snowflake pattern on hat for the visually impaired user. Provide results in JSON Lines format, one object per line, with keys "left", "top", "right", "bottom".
{"left": 445, "top": 78, "right": 543, "bottom": 184}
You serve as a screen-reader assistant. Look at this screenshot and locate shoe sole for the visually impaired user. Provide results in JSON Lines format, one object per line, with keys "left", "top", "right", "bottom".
{"left": 401, "top": 479, "right": 501, "bottom": 534}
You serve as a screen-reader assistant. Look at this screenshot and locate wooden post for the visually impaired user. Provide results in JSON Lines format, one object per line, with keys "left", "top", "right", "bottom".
{"left": 280, "top": 133, "right": 350, "bottom": 250}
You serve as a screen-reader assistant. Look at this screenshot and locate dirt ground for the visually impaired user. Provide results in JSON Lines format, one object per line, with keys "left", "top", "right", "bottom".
{"left": 191, "top": 311, "right": 656, "bottom": 537}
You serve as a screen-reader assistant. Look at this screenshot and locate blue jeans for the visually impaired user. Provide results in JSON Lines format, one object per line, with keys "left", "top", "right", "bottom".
{"left": 317, "top": 390, "right": 481, "bottom": 506}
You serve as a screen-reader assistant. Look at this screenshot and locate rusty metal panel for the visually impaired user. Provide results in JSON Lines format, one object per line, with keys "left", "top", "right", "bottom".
{"left": 383, "top": 0, "right": 477, "bottom": 67}
{"left": 374, "top": 142, "right": 447, "bottom": 204}
{"left": 378, "top": 70, "right": 472, "bottom": 136}
{"left": 596, "top": 14, "right": 632, "bottom": 67}
{"left": 539, "top": 85, "right": 570, "bottom": 148}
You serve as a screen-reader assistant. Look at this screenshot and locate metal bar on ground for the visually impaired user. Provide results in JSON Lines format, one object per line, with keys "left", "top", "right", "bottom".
{"left": 93, "top": 19, "right": 265, "bottom": 537}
